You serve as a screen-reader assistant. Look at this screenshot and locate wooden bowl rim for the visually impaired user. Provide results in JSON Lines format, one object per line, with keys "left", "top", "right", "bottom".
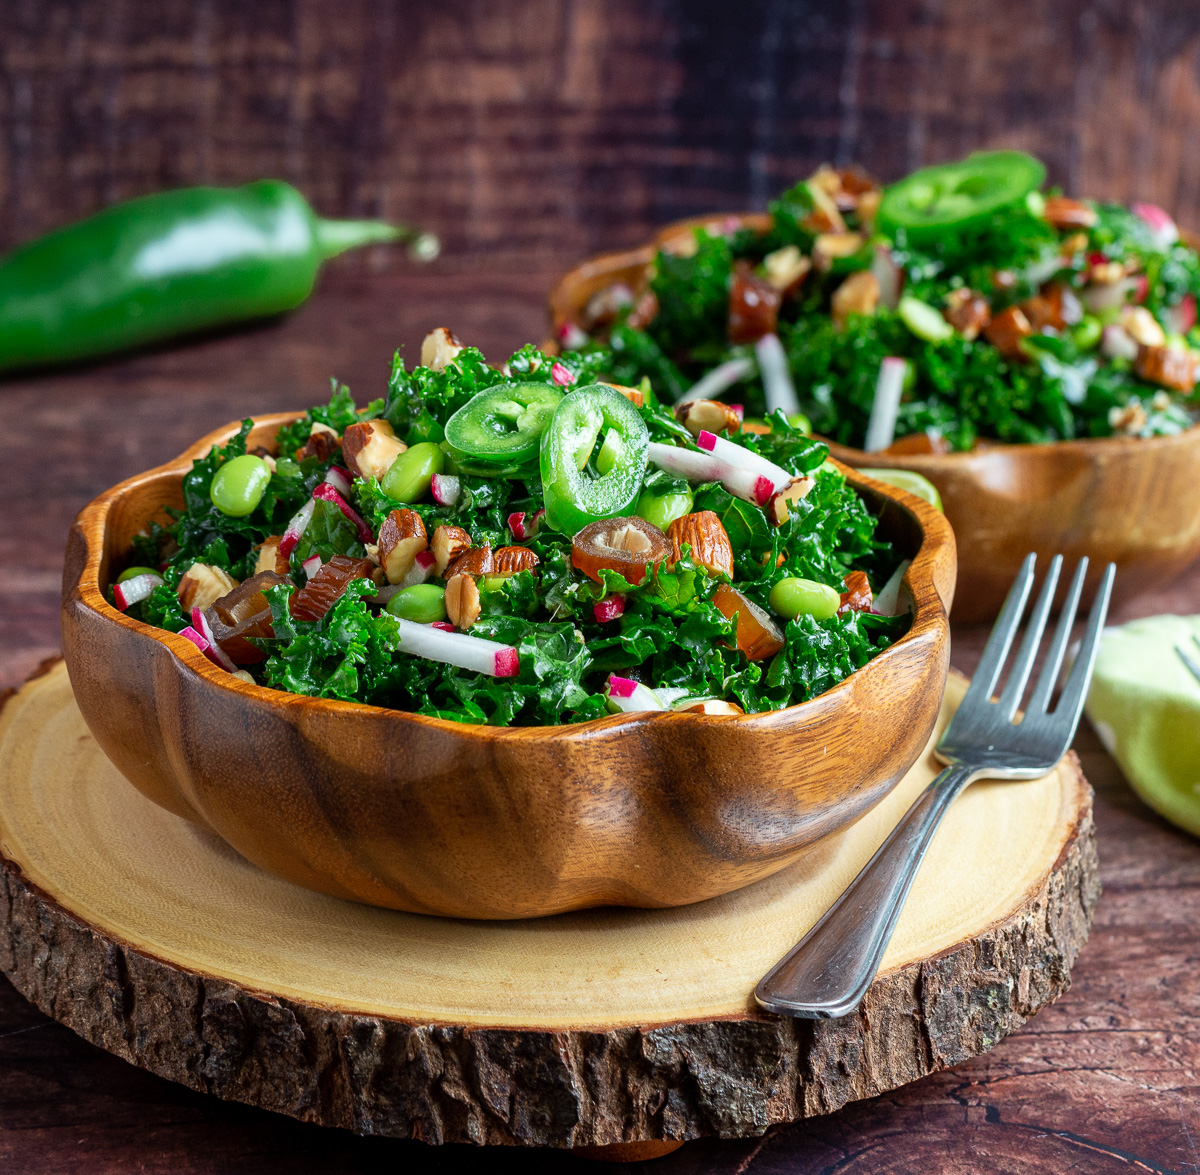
{"left": 547, "top": 210, "right": 1200, "bottom": 462}
{"left": 67, "top": 412, "right": 953, "bottom": 738}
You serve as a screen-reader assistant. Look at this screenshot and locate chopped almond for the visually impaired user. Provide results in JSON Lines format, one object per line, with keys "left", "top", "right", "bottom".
{"left": 1119, "top": 305, "right": 1166, "bottom": 347}
{"left": 801, "top": 181, "right": 846, "bottom": 234}
{"left": 177, "top": 563, "right": 238, "bottom": 613}
{"left": 493, "top": 546, "right": 540, "bottom": 575}
{"left": 762, "top": 245, "right": 812, "bottom": 295}
{"left": 667, "top": 512, "right": 734, "bottom": 578}
{"left": 445, "top": 574, "right": 481, "bottom": 629}
{"left": 445, "top": 545, "right": 495, "bottom": 579}
{"left": 1135, "top": 344, "right": 1198, "bottom": 392}
{"left": 943, "top": 288, "right": 992, "bottom": 340}
{"left": 711, "top": 584, "right": 785, "bottom": 661}
{"left": 377, "top": 509, "right": 428, "bottom": 584}
{"left": 419, "top": 327, "right": 464, "bottom": 372}
{"left": 1043, "top": 196, "right": 1098, "bottom": 230}
{"left": 813, "top": 232, "right": 864, "bottom": 273}
{"left": 679, "top": 698, "right": 744, "bottom": 715}
{"left": 253, "top": 537, "right": 290, "bottom": 577}
{"left": 831, "top": 270, "right": 880, "bottom": 330}
{"left": 430, "top": 525, "right": 472, "bottom": 576}
{"left": 767, "top": 477, "right": 816, "bottom": 526}
{"left": 838, "top": 570, "right": 873, "bottom": 615}
{"left": 342, "top": 419, "right": 406, "bottom": 483}
{"left": 1021, "top": 282, "right": 1083, "bottom": 332}
{"left": 855, "top": 188, "right": 882, "bottom": 231}
{"left": 676, "top": 398, "right": 741, "bottom": 437}
{"left": 603, "top": 382, "right": 646, "bottom": 408}
{"left": 293, "top": 422, "right": 340, "bottom": 463}
{"left": 984, "top": 305, "right": 1033, "bottom": 359}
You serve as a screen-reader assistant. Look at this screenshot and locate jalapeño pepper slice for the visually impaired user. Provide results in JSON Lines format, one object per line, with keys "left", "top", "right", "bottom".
{"left": 876, "top": 151, "right": 1045, "bottom": 243}
{"left": 540, "top": 384, "right": 649, "bottom": 535}
{"left": 444, "top": 382, "right": 563, "bottom": 467}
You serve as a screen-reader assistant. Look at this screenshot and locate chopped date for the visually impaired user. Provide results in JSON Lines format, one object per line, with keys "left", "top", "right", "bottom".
{"left": 728, "top": 262, "right": 781, "bottom": 343}
{"left": 289, "top": 555, "right": 375, "bottom": 622}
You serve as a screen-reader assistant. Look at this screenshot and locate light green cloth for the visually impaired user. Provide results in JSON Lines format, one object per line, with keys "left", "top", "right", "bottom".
{"left": 1086, "top": 614, "right": 1200, "bottom": 837}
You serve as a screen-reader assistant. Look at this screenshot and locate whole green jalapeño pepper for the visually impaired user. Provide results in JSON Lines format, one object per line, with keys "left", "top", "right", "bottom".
{"left": 444, "top": 383, "right": 563, "bottom": 467}
{"left": 0, "top": 180, "right": 437, "bottom": 372}
{"left": 540, "top": 384, "right": 649, "bottom": 534}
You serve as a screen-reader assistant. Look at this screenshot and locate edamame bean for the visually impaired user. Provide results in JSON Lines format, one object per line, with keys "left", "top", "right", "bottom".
{"left": 635, "top": 486, "right": 693, "bottom": 532}
{"left": 768, "top": 577, "right": 841, "bottom": 621}
{"left": 1072, "top": 315, "right": 1103, "bottom": 351}
{"left": 117, "top": 565, "right": 159, "bottom": 582}
{"left": 386, "top": 583, "right": 447, "bottom": 623}
{"left": 382, "top": 442, "right": 444, "bottom": 502}
{"left": 210, "top": 454, "right": 271, "bottom": 517}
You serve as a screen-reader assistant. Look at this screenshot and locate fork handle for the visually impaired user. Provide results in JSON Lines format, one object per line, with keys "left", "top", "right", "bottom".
{"left": 755, "top": 762, "right": 976, "bottom": 1018}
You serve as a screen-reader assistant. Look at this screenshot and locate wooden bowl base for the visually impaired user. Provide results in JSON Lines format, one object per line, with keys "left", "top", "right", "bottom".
{"left": 0, "top": 664, "right": 1099, "bottom": 1151}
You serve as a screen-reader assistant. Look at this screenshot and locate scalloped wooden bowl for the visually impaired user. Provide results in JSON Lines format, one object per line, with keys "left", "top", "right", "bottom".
{"left": 550, "top": 213, "right": 1200, "bottom": 622}
{"left": 60, "top": 414, "right": 955, "bottom": 920}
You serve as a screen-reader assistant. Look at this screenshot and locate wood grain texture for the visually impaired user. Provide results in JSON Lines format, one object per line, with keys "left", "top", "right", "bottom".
{"left": 0, "top": 666, "right": 1096, "bottom": 1149}
{"left": 5, "top": 1, "right": 1200, "bottom": 275}
{"left": 58, "top": 413, "right": 953, "bottom": 918}
{"left": 548, "top": 216, "right": 1200, "bottom": 624}
{"left": 1, "top": 273, "right": 1199, "bottom": 1171}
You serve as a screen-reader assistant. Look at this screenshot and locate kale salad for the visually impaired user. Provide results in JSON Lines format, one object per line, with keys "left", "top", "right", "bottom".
{"left": 111, "top": 334, "right": 910, "bottom": 726}
{"left": 566, "top": 150, "right": 1200, "bottom": 452}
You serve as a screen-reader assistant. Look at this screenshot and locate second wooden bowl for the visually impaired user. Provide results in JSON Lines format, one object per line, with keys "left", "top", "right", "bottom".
{"left": 549, "top": 214, "right": 1200, "bottom": 622}
{"left": 61, "top": 414, "right": 955, "bottom": 920}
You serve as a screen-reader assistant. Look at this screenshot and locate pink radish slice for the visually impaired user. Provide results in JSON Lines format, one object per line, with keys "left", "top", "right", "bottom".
{"left": 190, "top": 607, "right": 237, "bottom": 671}
{"left": 112, "top": 573, "right": 162, "bottom": 611}
{"left": 179, "top": 626, "right": 210, "bottom": 655}
{"left": 430, "top": 621, "right": 456, "bottom": 633}
{"left": 312, "top": 482, "right": 373, "bottom": 543}
{"left": 863, "top": 356, "right": 907, "bottom": 453}
{"left": 550, "top": 362, "right": 577, "bottom": 387}
{"left": 430, "top": 473, "right": 461, "bottom": 506}
{"left": 279, "top": 499, "right": 315, "bottom": 558}
{"left": 695, "top": 430, "right": 791, "bottom": 490}
{"left": 1083, "top": 276, "right": 1138, "bottom": 314}
{"left": 593, "top": 594, "right": 626, "bottom": 624}
{"left": 605, "top": 675, "right": 664, "bottom": 713}
{"left": 302, "top": 554, "right": 323, "bottom": 579}
{"left": 393, "top": 618, "right": 520, "bottom": 677}
{"left": 323, "top": 466, "right": 353, "bottom": 497}
{"left": 557, "top": 321, "right": 589, "bottom": 349}
{"left": 676, "top": 356, "right": 756, "bottom": 405}
{"left": 873, "top": 559, "right": 912, "bottom": 616}
{"left": 1132, "top": 202, "right": 1179, "bottom": 250}
{"left": 1101, "top": 324, "right": 1139, "bottom": 361}
{"left": 508, "top": 508, "right": 545, "bottom": 541}
{"left": 871, "top": 244, "right": 904, "bottom": 309}
{"left": 647, "top": 442, "right": 771, "bottom": 505}
{"left": 1165, "top": 293, "right": 1197, "bottom": 336}
{"left": 399, "top": 549, "right": 436, "bottom": 588}
{"left": 754, "top": 333, "right": 800, "bottom": 416}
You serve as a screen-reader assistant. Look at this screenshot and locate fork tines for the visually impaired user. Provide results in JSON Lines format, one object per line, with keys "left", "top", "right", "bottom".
{"left": 965, "top": 553, "right": 1116, "bottom": 727}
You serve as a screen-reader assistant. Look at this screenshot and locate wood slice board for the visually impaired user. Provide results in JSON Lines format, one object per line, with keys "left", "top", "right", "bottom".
{"left": 0, "top": 662, "right": 1098, "bottom": 1151}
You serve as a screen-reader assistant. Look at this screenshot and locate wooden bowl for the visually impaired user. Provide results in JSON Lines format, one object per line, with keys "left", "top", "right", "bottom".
{"left": 549, "top": 214, "right": 1200, "bottom": 623}
{"left": 60, "top": 414, "right": 955, "bottom": 920}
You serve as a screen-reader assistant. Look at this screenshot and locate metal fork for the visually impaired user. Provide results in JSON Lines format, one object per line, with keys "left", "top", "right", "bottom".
{"left": 755, "top": 552, "right": 1116, "bottom": 1019}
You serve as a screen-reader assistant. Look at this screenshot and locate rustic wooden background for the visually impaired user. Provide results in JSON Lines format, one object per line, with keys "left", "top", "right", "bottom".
{"left": 3, "top": 2, "right": 1200, "bottom": 1171}
{"left": 5, "top": 0, "right": 1200, "bottom": 271}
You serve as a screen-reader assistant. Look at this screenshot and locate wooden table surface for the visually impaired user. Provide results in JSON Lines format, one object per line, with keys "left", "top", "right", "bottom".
{"left": 2, "top": 266, "right": 1199, "bottom": 1174}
